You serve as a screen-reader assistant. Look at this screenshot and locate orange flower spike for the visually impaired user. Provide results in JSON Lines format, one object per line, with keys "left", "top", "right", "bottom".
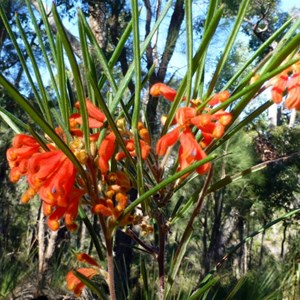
{"left": 43, "top": 202, "right": 53, "bottom": 216}
{"left": 150, "top": 83, "right": 178, "bottom": 101}
{"left": 115, "top": 192, "right": 128, "bottom": 211}
{"left": 191, "top": 114, "right": 212, "bottom": 128}
{"left": 27, "top": 151, "right": 64, "bottom": 186}
{"left": 179, "top": 129, "right": 201, "bottom": 161}
{"left": 139, "top": 128, "right": 150, "bottom": 144}
{"left": 140, "top": 140, "right": 151, "bottom": 160}
{"left": 126, "top": 139, "right": 135, "bottom": 152}
{"left": 76, "top": 253, "right": 99, "bottom": 267}
{"left": 200, "top": 132, "right": 213, "bottom": 148}
{"left": 115, "top": 151, "right": 126, "bottom": 161}
{"left": 9, "top": 167, "right": 22, "bottom": 183}
{"left": 47, "top": 207, "right": 66, "bottom": 231}
{"left": 20, "top": 187, "right": 36, "bottom": 204}
{"left": 98, "top": 131, "right": 116, "bottom": 175}
{"left": 285, "top": 70, "right": 300, "bottom": 110}
{"left": 214, "top": 111, "right": 232, "bottom": 126}
{"left": 75, "top": 99, "right": 105, "bottom": 124}
{"left": 271, "top": 71, "right": 289, "bottom": 104}
{"left": 175, "top": 107, "right": 196, "bottom": 126}
{"left": 212, "top": 124, "right": 225, "bottom": 138}
{"left": 12, "top": 134, "right": 40, "bottom": 148}
{"left": 84, "top": 99, "right": 106, "bottom": 123}
{"left": 156, "top": 127, "right": 181, "bottom": 156}
{"left": 107, "top": 171, "right": 132, "bottom": 192}
{"left": 179, "top": 129, "right": 211, "bottom": 175}
{"left": 92, "top": 203, "right": 113, "bottom": 217}
{"left": 66, "top": 268, "right": 99, "bottom": 297}
{"left": 7, "top": 134, "right": 40, "bottom": 170}
{"left": 37, "top": 156, "right": 77, "bottom": 207}
{"left": 196, "top": 155, "right": 211, "bottom": 175}
{"left": 208, "top": 90, "right": 230, "bottom": 106}
{"left": 64, "top": 189, "right": 83, "bottom": 232}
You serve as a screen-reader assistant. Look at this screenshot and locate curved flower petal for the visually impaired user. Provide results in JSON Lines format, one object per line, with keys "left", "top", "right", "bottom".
{"left": 150, "top": 83, "right": 177, "bottom": 101}
{"left": 175, "top": 107, "right": 196, "bottom": 126}
{"left": 285, "top": 72, "right": 300, "bottom": 110}
{"left": 98, "top": 131, "right": 116, "bottom": 175}
{"left": 271, "top": 72, "right": 289, "bottom": 104}
{"left": 208, "top": 90, "right": 230, "bottom": 106}
{"left": 156, "top": 127, "right": 180, "bottom": 156}
{"left": 76, "top": 253, "right": 100, "bottom": 267}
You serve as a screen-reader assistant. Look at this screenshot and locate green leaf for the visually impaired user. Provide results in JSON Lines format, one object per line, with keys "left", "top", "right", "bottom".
{"left": 51, "top": 3, "right": 90, "bottom": 152}
{"left": 188, "top": 274, "right": 220, "bottom": 300}
{"left": 72, "top": 270, "right": 107, "bottom": 299}
{"left": 162, "top": 5, "right": 224, "bottom": 135}
{"left": 15, "top": 13, "right": 54, "bottom": 126}
{"left": 121, "top": 154, "right": 217, "bottom": 217}
{"left": 206, "top": 0, "right": 250, "bottom": 97}
{"left": 131, "top": 0, "right": 144, "bottom": 196}
{"left": 109, "top": 0, "right": 173, "bottom": 113}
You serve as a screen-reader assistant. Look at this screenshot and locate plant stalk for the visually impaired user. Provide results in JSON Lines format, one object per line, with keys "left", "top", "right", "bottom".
{"left": 156, "top": 212, "right": 167, "bottom": 300}
{"left": 106, "top": 236, "right": 116, "bottom": 300}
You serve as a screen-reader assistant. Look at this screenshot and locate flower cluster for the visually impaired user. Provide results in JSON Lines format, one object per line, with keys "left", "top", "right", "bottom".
{"left": 150, "top": 83, "right": 232, "bottom": 176}
{"left": 6, "top": 134, "right": 82, "bottom": 231}
{"left": 271, "top": 60, "right": 300, "bottom": 110}
{"left": 6, "top": 99, "right": 148, "bottom": 231}
{"left": 92, "top": 171, "right": 134, "bottom": 225}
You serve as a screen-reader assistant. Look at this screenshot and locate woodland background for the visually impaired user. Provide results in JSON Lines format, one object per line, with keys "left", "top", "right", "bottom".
{"left": 1, "top": 0, "right": 300, "bottom": 299}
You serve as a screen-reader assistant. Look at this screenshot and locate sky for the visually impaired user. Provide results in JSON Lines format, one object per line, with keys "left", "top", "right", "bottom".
{"left": 280, "top": 0, "right": 300, "bottom": 13}
{"left": 166, "top": 0, "right": 300, "bottom": 79}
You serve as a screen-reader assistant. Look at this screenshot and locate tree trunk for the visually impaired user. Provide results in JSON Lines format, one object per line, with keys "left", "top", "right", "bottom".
{"left": 145, "top": 0, "right": 185, "bottom": 134}
{"left": 204, "top": 192, "right": 224, "bottom": 273}
{"left": 289, "top": 109, "right": 296, "bottom": 128}
{"left": 268, "top": 104, "right": 278, "bottom": 127}
{"left": 259, "top": 222, "right": 266, "bottom": 266}
{"left": 281, "top": 222, "right": 287, "bottom": 258}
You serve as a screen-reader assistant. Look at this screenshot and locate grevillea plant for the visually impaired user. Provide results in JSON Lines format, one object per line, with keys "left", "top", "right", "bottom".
{"left": 1, "top": 0, "right": 300, "bottom": 299}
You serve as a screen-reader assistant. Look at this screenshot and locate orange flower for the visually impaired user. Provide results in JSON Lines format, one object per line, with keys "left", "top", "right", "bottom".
{"left": 155, "top": 86, "right": 232, "bottom": 176}
{"left": 191, "top": 110, "right": 232, "bottom": 145}
{"left": 98, "top": 131, "right": 116, "bottom": 175}
{"left": 92, "top": 171, "right": 133, "bottom": 222}
{"left": 76, "top": 253, "right": 100, "bottom": 267}
{"left": 150, "top": 83, "right": 178, "bottom": 101}
{"left": 27, "top": 150, "right": 77, "bottom": 207}
{"left": 6, "top": 132, "right": 83, "bottom": 231}
{"left": 6, "top": 134, "right": 41, "bottom": 182}
{"left": 285, "top": 70, "right": 300, "bottom": 110}
{"left": 93, "top": 193, "right": 128, "bottom": 219}
{"left": 156, "top": 127, "right": 180, "bottom": 156}
{"left": 178, "top": 129, "right": 211, "bottom": 175}
{"left": 70, "top": 99, "right": 106, "bottom": 140}
{"left": 115, "top": 138, "right": 151, "bottom": 161}
{"left": 63, "top": 188, "right": 84, "bottom": 231}
{"left": 271, "top": 59, "right": 300, "bottom": 110}
{"left": 208, "top": 90, "right": 230, "bottom": 106}
{"left": 66, "top": 268, "right": 99, "bottom": 297}
{"left": 271, "top": 71, "right": 289, "bottom": 104}
{"left": 74, "top": 99, "right": 105, "bottom": 127}
{"left": 106, "top": 171, "right": 132, "bottom": 192}
{"left": 175, "top": 107, "right": 196, "bottom": 125}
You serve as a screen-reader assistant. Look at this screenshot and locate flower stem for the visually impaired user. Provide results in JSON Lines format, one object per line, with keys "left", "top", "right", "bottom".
{"left": 106, "top": 237, "right": 116, "bottom": 300}
{"left": 156, "top": 212, "right": 167, "bottom": 300}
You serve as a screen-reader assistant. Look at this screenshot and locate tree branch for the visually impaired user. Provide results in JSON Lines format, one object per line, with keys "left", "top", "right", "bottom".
{"left": 30, "top": 0, "right": 83, "bottom": 59}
